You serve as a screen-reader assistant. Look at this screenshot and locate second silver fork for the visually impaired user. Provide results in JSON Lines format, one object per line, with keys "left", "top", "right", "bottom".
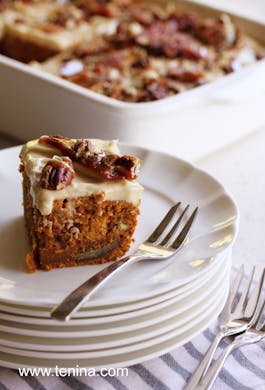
{"left": 200, "top": 289, "right": 265, "bottom": 389}
{"left": 185, "top": 265, "right": 265, "bottom": 390}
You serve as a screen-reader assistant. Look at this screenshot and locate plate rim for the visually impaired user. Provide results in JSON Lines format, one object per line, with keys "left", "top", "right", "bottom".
{"left": 0, "top": 249, "right": 228, "bottom": 318}
{"left": 0, "top": 254, "right": 230, "bottom": 339}
{"left": 0, "top": 256, "right": 230, "bottom": 353}
{"left": 0, "top": 284, "right": 228, "bottom": 370}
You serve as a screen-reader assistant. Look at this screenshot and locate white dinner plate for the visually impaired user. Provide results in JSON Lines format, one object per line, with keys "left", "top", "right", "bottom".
{"left": 0, "top": 249, "right": 228, "bottom": 325}
{"left": 0, "top": 284, "right": 228, "bottom": 370}
{"left": 0, "top": 250, "right": 227, "bottom": 318}
{"left": 0, "top": 284, "right": 227, "bottom": 359}
{"left": 0, "top": 254, "right": 230, "bottom": 339}
{"left": 0, "top": 144, "right": 238, "bottom": 306}
{"left": 0, "top": 254, "right": 230, "bottom": 352}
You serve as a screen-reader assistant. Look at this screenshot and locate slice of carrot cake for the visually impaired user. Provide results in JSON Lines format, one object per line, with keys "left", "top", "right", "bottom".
{"left": 19, "top": 135, "right": 143, "bottom": 272}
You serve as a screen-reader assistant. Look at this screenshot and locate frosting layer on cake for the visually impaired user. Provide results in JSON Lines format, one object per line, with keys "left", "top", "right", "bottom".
{"left": 20, "top": 138, "right": 143, "bottom": 216}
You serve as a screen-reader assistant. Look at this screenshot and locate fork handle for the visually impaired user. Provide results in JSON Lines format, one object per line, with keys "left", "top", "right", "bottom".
{"left": 185, "top": 332, "right": 224, "bottom": 390}
{"left": 198, "top": 342, "right": 235, "bottom": 389}
{"left": 51, "top": 253, "right": 141, "bottom": 321}
{"left": 199, "top": 332, "right": 261, "bottom": 389}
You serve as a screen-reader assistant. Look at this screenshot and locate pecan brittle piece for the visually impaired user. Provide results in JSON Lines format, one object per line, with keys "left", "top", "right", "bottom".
{"left": 195, "top": 14, "right": 237, "bottom": 48}
{"left": 40, "top": 136, "right": 140, "bottom": 181}
{"left": 168, "top": 63, "right": 203, "bottom": 83}
{"left": 73, "top": 139, "right": 92, "bottom": 157}
{"left": 76, "top": 0, "right": 123, "bottom": 19}
{"left": 135, "top": 21, "right": 210, "bottom": 60}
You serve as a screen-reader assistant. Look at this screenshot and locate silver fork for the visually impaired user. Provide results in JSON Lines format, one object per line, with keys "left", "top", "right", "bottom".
{"left": 185, "top": 266, "right": 265, "bottom": 390}
{"left": 51, "top": 202, "right": 198, "bottom": 321}
{"left": 199, "top": 290, "right": 265, "bottom": 389}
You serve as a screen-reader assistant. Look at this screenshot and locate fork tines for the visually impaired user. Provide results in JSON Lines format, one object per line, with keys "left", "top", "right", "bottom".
{"left": 148, "top": 203, "right": 198, "bottom": 250}
{"left": 229, "top": 266, "right": 265, "bottom": 322}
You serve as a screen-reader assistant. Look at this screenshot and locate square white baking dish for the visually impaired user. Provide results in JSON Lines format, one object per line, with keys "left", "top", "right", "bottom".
{"left": 0, "top": 0, "right": 264, "bottom": 161}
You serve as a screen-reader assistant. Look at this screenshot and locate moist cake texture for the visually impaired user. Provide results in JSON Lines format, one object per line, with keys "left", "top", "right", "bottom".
{"left": 19, "top": 135, "right": 143, "bottom": 271}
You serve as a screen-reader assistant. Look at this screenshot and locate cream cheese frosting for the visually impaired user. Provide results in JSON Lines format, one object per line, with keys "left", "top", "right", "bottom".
{"left": 2, "top": 3, "right": 92, "bottom": 51}
{"left": 20, "top": 138, "right": 143, "bottom": 216}
{"left": 1, "top": 3, "right": 119, "bottom": 52}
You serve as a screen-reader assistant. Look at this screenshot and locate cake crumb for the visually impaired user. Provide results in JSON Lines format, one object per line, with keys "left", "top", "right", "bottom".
{"left": 25, "top": 251, "right": 37, "bottom": 273}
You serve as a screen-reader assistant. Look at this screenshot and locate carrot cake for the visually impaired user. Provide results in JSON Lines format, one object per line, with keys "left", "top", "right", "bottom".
{"left": 19, "top": 135, "right": 143, "bottom": 271}
{"left": 0, "top": 0, "right": 119, "bottom": 62}
{"left": 30, "top": 3, "right": 264, "bottom": 102}
{"left": 0, "top": 1, "right": 92, "bottom": 62}
{"left": 0, "top": 0, "right": 264, "bottom": 100}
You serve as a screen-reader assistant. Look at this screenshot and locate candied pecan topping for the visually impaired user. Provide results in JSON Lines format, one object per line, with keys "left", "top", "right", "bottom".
{"left": 62, "top": 46, "right": 148, "bottom": 92}
{"left": 96, "top": 50, "right": 127, "bottom": 69}
{"left": 76, "top": 149, "right": 140, "bottom": 180}
{"left": 169, "top": 12, "right": 198, "bottom": 32}
{"left": 2, "top": 0, "right": 258, "bottom": 103}
{"left": 136, "top": 20, "right": 178, "bottom": 48}
{"left": 110, "top": 21, "right": 135, "bottom": 47}
{"left": 113, "top": 155, "right": 137, "bottom": 176}
{"left": 40, "top": 135, "right": 73, "bottom": 155}
{"left": 145, "top": 79, "right": 169, "bottom": 100}
{"left": 96, "top": 154, "right": 140, "bottom": 179}
{"left": 73, "top": 139, "right": 92, "bottom": 157}
{"left": 195, "top": 14, "right": 237, "bottom": 48}
{"left": 168, "top": 63, "right": 203, "bottom": 83}
{"left": 36, "top": 3, "right": 251, "bottom": 103}
{"left": 74, "top": 38, "right": 110, "bottom": 58}
{"left": 131, "top": 55, "right": 149, "bottom": 69}
{"left": 40, "top": 136, "right": 140, "bottom": 180}
{"left": 58, "top": 38, "right": 212, "bottom": 101}
{"left": 47, "top": 135, "right": 71, "bottom": 140}
{"left": 127, "top": 2, "right": 170, "bottom": 25}
{"left": 39, "top": 156, "right": 75, "bottom": 190}
{"left": 135, "top": 21, "right": 209, "bottom": 60}
{"left": 63, "top": 64, "right": 121, "bottom": 90}
{"left": 144, "top": 77, "right": 182, "bottom": 100}
{"left": 62, "top": 69, "right": 99, "bottom": 87}
{"left": 128, "top": 5, "right": 155, "bottom": 26}
{"left": 77, "top": 0, "right": 122, "bottom": 19}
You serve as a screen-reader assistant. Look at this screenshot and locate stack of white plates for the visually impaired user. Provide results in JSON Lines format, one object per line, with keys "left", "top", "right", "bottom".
{"left": 0, "top": 145, "right": 239, "bottom": 370}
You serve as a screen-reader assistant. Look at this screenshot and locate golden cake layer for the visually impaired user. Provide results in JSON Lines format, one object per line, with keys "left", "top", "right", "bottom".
{"left": 19, "top": 135, "right": 143, "bottom": 271}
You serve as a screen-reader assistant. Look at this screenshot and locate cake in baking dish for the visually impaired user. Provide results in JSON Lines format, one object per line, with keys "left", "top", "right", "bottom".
{"left": 0, "top": 1, "right": 92, "bottom": 62}
{"left": 19, "top": 135, "right": 143, "bottom": 272}
{"left": 31, "top": 3, "right": 265, "bottom": 102}
{"left": 0, "top": 0, "right": 119, "bottom": 62}
{"left": 0, "top": 0, "right": 264, "bottom": 101}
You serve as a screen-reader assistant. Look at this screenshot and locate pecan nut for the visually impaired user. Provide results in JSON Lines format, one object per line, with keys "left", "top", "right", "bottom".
{"left": 195, "top": 15, "right": 236, "bottom": 48}
{"left": 39, "top": 157, "right": 75, "bottom": 190}
{"left": 73, "top": 139, "right": 92, "bottom": 158}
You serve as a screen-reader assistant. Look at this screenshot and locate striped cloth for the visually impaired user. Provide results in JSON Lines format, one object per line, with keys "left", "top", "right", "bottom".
{"left": 1, "top": 267, "right": 265, "bottom": 390}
